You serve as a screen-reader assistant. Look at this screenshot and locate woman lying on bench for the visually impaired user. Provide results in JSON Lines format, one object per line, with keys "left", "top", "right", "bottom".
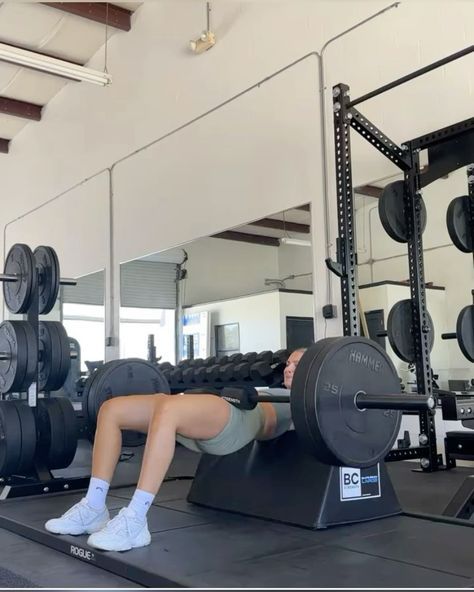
{"left": 45, "top": 348, "right": 305, "bottom": 552}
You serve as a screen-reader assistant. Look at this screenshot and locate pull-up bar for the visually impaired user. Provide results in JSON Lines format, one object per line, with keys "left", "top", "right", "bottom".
{"left": 348, "top": 44, "right": 474, "bottom": 108}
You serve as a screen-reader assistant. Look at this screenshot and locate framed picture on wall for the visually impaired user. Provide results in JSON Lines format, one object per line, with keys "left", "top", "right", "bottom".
{"left": 215, "top": 323, "right": 240, "bottom": 358}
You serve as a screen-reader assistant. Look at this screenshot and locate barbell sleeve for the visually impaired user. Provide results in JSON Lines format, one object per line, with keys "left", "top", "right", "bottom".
{"left": 0, "top": 273, "right": 19, "bottom": 283}
{"left": 252, "top": 391, "right": 435, "bottom": 412}
{"left": 355, "top": 392, "right": 435, "bottom": 411}
{"left": 0, "top": 273, "right": 76, "bottom": 286}
{"left": 0, "top": 352, "right": 10, "bottom": 360}
{"left": 253, "top": 393, "right": 290, "bottom": 404}
{"left": 441, "top": 332, "right": 456, "bottom": 340}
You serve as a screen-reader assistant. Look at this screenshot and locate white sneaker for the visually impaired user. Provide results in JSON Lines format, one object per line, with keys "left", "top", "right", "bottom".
{"left": 45, "top": 498, "right": 109, "bottom": 535}
{"left": 87, "top": 507, "right": 151, "bottom": 552}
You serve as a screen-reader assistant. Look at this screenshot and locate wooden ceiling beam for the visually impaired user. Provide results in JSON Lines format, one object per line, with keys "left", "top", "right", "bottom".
{"left": 42, "top": 3, "right": 132, "bottom": 32}
{"left": 354, "top": 184, "right": 383, "bottom": 198}
{"left": 0, "top": 139, "right": 10, "bottom": 153}
{"left": 212, "top": 231, "right": 280, "bottom": 247}
{"left": 249, "top": 217, "right": 310, "bottom": 234}
{"left": 0, "top": 97, "right": 42, "bottom": 121}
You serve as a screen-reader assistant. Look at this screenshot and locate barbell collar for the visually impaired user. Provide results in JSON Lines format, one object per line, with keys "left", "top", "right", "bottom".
{"left": 0, "top": 352, "right": 10, "bottom": 360}
{"left": 70, "top": 351, "right": 78, "bottom": 360}
{"left": 355, "top": 392, "right": 435, "bottom": 411}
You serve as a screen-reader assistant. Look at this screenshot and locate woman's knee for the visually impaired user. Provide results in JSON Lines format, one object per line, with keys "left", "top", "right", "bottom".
{"left": 150, "top": 395, "right": 181, "bottom": 426}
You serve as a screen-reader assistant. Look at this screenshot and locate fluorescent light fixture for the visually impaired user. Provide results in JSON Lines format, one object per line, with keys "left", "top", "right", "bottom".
{"left": 280, "top": 237, "right": 311, "bottom": 247}
{"left": 0, "top": 43, "right": 112, "bottom": 86}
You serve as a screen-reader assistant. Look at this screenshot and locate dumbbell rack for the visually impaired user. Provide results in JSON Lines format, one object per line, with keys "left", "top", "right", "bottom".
{"left": 0, "top": 248, "right": 90, "bottom": 499}
{"left": 327, "top": 46, "right": 474, "bottom": 471}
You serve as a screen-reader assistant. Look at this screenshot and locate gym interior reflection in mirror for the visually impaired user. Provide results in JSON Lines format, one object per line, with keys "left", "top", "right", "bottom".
{"left": 119, "top": 204, "right": 315, "bottom": 374}
{"left": 355, "top": 166, "right": 474, "bottom": 393}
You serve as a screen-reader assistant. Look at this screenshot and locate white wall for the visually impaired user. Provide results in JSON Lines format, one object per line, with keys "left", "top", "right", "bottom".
{"left": 278, "top": 291, "right": 315, "bottom": 346}
{"left": 277, "top": 244, "right": 313, "bottom": 291}
{"left": 182, "top": 237, "right": 279, "bottom": 306}
{"left": 185, "top": 290, "right": 314, "bottom": 354}
{"left": 186, "top": 291, "right": 282, "bottom": 354}
{"left": 0, "top": 1, "right": 471, "bottom": 354}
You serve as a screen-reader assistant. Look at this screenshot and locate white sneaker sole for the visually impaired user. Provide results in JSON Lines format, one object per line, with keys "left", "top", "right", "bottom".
{"left": 88, "top": 532, "right": 151, "bottom": 552}
{"left": 45, "top": 518, "right": 109, "bottom": 536}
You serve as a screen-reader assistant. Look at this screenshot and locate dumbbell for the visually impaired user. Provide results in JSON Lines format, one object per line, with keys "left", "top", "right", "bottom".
{"left": 193, "top": 366, "right": 208, "bottom": 383}
{"left": 219, "top": 363, "right": 235, "bottom": 382}
{"left": 255, "top": 351, "right": 273, "bottom": 364}
{"left": 234, "top": 361, "right": 251, "bottom": 380}
{"left": 242, "top": 352, "right": 258, "bottom": 365}
{"left": 273, "top": 349, "right": 289, "bottom": 364}
{"left": 205, "top": 364, "right": 221, "bottom": 382}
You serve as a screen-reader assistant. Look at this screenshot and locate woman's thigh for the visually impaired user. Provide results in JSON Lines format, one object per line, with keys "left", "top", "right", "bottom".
{"left": 164, "top": 394, "right": 232, "bottom": 440}
{"left": 98, "top": 394, "right": 168, "bottom": 433}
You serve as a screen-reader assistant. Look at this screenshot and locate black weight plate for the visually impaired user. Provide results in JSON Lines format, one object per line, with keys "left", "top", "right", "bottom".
{"left": 379, "top": 181, "right": 427, "bottom": 243}
{"left": 3, "top": 244, "right": 36, "bottom": 314}
{"left": 0, "top": 321, "right": 29, "bottom": 393}
{"left": 34, "top": 246, "right": 60, "bottom": 315}
{"left": 37, "top": 398, "right": 67, "bottom": 470}
{"left": 62, "top": 338, "right": 81, "bottom": 399}
{"left": 55, "top": 397, "right": 78, "bottom": 468}
{"left": 293, "top": 337, "right": 402, "bottom": 468}
{"left": 11, "top": 401, "right": 36, "bottom": 475}
{"left": 0, "top": 401, "right": 21, "bottom": 476}
{"left": 38, "top": 321, "right": 64, "bottom": 392}
{"left": 21, "top": 321, "right": 38, "bottom": 392}
{"left": 387, "top": 299, "right": 435, "bottom": 363}
{"left": 50, "top": 322, "right": 71, "bottom": 391}
{"left": 457, "top": 305, "right": 474, "bottom": 363}
{"left": 87, "top": 359, "right": 170, "bottom": 447}
{"left": 82, "top": 363, "right": 112, "bottom": 428}
{"left": 446, "top": 196, "right": 473, "bottom": 253}
{"left": 291, "top": 338, "right": 340, "bottom": 458}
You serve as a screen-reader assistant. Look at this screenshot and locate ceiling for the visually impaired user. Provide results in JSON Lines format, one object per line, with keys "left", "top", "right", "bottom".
{"left": 0, "top": 1, "right": 142, "bottom": 154}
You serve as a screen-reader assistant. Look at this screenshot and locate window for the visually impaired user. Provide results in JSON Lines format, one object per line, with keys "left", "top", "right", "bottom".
{"left": 120, "top": 307, "right": 176, "bottom": 364}
{"left": 63, "top": 303, "right": 105, "bottom": 371}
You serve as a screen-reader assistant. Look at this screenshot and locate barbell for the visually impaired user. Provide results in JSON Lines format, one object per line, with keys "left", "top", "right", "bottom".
{"left": 222, "top": 336, "right": 434, "bottom": 468}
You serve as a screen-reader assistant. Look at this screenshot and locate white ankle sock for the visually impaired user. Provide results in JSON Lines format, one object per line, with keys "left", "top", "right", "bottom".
{"left": 126, "top": 489, "right": 155, "bottom": 521}
{"left": 85, "top": 477, "right": 110, "bottom": 510}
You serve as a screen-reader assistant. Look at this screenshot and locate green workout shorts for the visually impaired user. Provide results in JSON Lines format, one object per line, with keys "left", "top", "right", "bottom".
{"left": 175, "top": 397, "right": 293, "bottom": 455}
{"left": 176, "top": 403, "right": 266, "bottom": 455}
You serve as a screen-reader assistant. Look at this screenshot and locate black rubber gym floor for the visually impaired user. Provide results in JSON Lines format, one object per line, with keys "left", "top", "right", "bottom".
{"left": 0, "top": 445, "right": 473, "bottom": 588}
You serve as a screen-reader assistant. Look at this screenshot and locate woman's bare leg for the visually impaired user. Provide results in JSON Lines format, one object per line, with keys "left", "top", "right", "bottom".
{"left": 91, "top": 394, "right": 167, "bottom": 482}
{"left": 91, "top": 393, "right": 231, "bottom": 494}
{"left": 137, "top": 394, "right": 231, "bottom": 494}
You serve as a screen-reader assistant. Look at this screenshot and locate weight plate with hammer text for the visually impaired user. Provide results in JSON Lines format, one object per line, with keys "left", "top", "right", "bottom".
{"left": 291, "top": 337, "right": 402, "bottom": 468}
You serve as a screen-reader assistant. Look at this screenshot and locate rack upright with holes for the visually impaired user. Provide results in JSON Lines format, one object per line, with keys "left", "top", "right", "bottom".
{"left": 326, "top": 46, "right": 474, "bottom": 471}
